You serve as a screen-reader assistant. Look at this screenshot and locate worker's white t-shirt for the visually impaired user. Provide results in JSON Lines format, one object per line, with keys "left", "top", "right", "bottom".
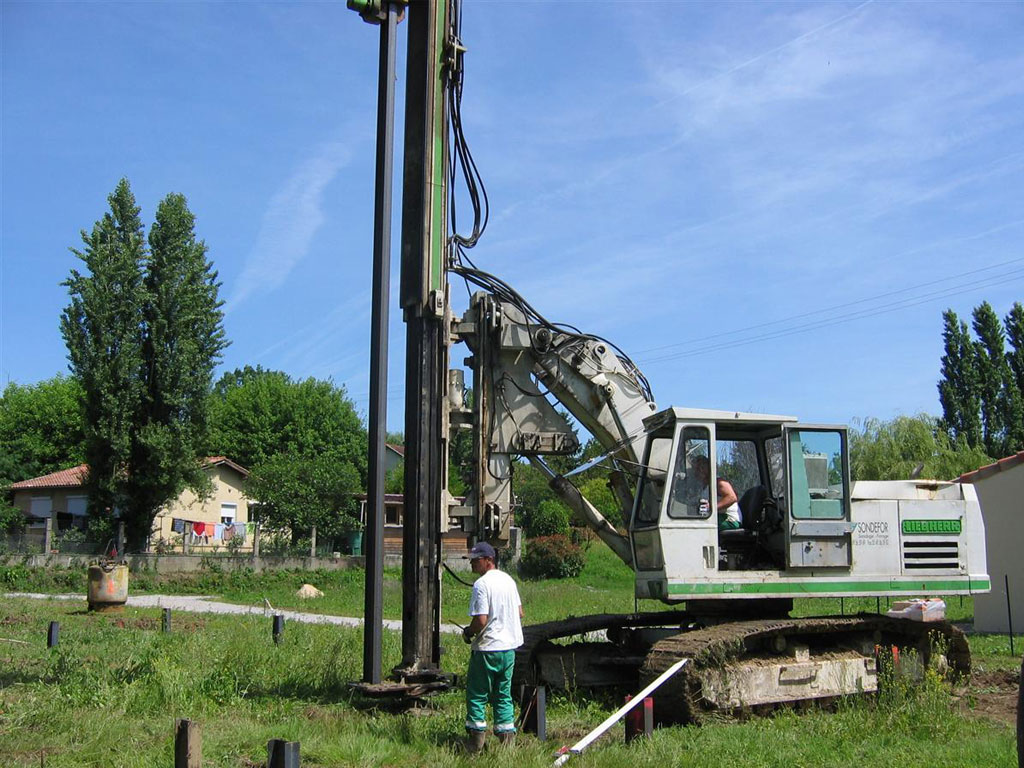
{"left": 469, "top": 568, "right": 524, "bottom": 652}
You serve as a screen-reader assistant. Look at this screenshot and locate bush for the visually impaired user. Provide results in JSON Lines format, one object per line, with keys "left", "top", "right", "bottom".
{"left": 521, "top": 534, "right": 585, "bottom": 579}
{"left": 0, "top": 501, "right": 25, "bottom": 534}
{"left": 523, "top": 499, "right": 570, "bottom": 539}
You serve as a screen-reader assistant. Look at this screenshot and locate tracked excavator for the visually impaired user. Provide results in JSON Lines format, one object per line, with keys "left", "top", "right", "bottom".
{"left": 348, "top": 0, "right": 990, "bottom": 721}
{"left": 447, "top": 287, "right": 990, "bottom": 722}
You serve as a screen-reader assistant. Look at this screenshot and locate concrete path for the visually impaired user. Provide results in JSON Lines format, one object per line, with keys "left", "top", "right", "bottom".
{"left": 5, "top": 592, "right": 464, "bottom": 635}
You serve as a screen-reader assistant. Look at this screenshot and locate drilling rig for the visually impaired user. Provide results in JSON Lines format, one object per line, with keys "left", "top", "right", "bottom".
{"left": 349, "top": 0, "right": 990, "bottom": 720}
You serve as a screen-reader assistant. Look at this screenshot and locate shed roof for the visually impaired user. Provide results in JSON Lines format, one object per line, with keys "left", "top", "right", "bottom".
{"left": 958, "top": 450, "right": 1024, "bottom": 484}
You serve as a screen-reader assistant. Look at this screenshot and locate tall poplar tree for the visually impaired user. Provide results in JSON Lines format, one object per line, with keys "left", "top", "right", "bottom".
{"left": 127, "top": 193, "right": 228, "bottom": 541}
{"left": 937, "top": 310, "right": 981, "bottom": 447}
{"left": 62, "top": 179, "right": 227, "bottom": 550}
{"left": 61, "top": 180, "right": 147, "bottom": 526}
{"left": 972, "top": 302, "right": 1014, "bottom": 457}
{"left": 1002, "top": 301, "right": 1024, "bottom": 452}
{"left": 1007, "top": 302, "right": 1024, "bottom": 395}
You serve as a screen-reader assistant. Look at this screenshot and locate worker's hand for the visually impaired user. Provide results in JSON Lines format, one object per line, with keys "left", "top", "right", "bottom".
{"left": 462, "top": 626, "right": 474, "bottom": 644}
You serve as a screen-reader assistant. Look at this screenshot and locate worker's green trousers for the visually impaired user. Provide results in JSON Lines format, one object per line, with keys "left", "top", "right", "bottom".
{"left": 465, "top": 649, "right": 516, "bottom": 733}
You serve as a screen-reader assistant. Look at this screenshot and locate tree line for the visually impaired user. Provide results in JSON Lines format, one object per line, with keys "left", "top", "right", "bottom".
{"left": 3, "top": 178, "right": 1018, "bottom": 551}
{"left": 1, "top": 180, "right": 366, "bottom": 550}
{"left": 938, "top": 302, "right": 1024, "bottom": 459}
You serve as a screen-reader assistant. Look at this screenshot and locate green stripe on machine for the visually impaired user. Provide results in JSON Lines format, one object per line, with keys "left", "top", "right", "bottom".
{"left": 667, "top": 578, "right": 990, "bottom": 595}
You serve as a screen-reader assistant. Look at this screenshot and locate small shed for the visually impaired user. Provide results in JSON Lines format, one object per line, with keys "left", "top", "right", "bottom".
{"left": 959, "top": 451, "right": 1024, "bottom": 633}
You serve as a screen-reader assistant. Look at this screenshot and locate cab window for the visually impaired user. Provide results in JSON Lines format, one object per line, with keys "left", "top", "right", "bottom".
{"left": 788, "top": 429, "right": 846, "bottom": 519}
{"left": 667, "top": 427, "right": 712, "bottom": 519}
{"left": 634, "top": 436, "right": 671, "bottom": 526}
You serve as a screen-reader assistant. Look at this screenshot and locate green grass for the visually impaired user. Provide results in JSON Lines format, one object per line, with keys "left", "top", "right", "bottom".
{"left": 0, "top": 596, "right": 1016, "bottom": 767}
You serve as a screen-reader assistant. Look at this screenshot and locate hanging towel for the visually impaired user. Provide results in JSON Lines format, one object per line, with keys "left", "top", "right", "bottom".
{"left": 172, "top": 518, "right": 185, "bottom": 534}
{"left": 192, "top": 521, "right": 206, "bottom": 536}
{"left": 213, "top": 524, "right": 225, "bottom": 541}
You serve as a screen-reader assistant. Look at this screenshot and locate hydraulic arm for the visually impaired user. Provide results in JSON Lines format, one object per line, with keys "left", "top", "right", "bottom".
{"left": 453, "top": 290, "right": 659, "bottom": 565}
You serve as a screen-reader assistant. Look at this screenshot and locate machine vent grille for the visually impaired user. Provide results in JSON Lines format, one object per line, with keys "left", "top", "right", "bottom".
{"left": 902, "top": 540, "right": 959, "bottom": 570}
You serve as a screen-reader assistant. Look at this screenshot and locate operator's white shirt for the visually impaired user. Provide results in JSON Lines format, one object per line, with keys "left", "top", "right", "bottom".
{"left": 469, "top": 568, "right": 524, "bottom": 652}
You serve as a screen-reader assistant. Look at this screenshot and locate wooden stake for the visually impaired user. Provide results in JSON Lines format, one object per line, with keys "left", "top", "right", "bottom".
{"left": 174, "top": 718, "right": 201, "bottom": 768}
{"left": 268, "top": 739, "right": 300, "bottom": 767}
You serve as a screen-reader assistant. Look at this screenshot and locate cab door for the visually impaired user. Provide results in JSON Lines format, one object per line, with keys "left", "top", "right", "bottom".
{"left": 783, "top": 424, "right": 854, "bottom": 568}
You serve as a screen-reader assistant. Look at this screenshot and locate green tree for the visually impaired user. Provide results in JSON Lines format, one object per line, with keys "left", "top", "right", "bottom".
{"left": 126, "top": 193, "right": 228, "bottom": 539}
{"left": 1003, "top": 302, "right": 1024, "bottom": 452}
{"left": 522, "top": 499, "right": 570, "bottom": 538}
{"left": 849, "top": 414, "right": 991, "bottom": 482}
{"left": 61, "top": 179, "right": 227, "bottom": 550}
{"left": 246, "top": 451, "right": 362, "bottom": 540}
{"left": 1006, "top": 302, "right": 1024, "bottom": 396}
{"left": 0, "top": 376, "right": 85, "bottom": 488}
{"left": 577, "top": 476, "right": 623, "bottom": 528}
{"left": 937, "top": 310, "right": 981, "bottom": 447}
{"left": 61, "top": 179, "right": 148, "bottom": 532}
{"left": 208, "top": 368, "right": 367, "bottom": 540}
{"left": 207, "top": 367, "right": 366, "bottom": 476}
{"left": 972, "top": 302, "right": 1015, "bottom": 457}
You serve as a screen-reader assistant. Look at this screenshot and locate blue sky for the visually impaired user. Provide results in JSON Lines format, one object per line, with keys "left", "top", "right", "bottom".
{"left": 2, "top": 1, "right": 1022, "bottom": 435}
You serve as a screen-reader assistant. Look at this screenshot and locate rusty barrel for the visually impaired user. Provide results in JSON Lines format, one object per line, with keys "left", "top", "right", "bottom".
{"left": 87, "top": 562, "right": 129, "bottom": 611}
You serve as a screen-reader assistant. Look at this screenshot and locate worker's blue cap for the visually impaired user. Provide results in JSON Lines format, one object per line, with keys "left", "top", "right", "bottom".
{"left": 469, "top": 542, "right": 496, "bottom": 561}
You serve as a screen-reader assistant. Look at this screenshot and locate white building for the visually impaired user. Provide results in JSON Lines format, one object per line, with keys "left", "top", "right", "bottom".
{"left": 959, "top": 451, "right": 1024, "bottom": 633}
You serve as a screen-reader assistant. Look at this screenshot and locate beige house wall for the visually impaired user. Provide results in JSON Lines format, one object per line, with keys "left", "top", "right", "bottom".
{"left": 151, "top": 464, "right": 253, "bottom": 551}
{"left": 12, "top": 488, "right": 89, "bottom": 525}
{"left": 971, "top": 462, "right": 1024, "bottom": 633}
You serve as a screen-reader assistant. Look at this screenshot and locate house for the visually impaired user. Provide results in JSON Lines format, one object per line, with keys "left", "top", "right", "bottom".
{"left": 355, "top": 492, "right": 471, "bottom": 561}
{"left": 384, "top": 443, "right": 404, "bottom": 474}
{"left": 150, "top": 456, "right": 253, "bottom": 551}
{"left": 9, "top": 464, "right": 90, "bottom": 540}
{"left": 958, "top": 450, "right": 1024, "bottom": 633}
{"left": 8, "top": 456, "right": 253, "bottom": 552}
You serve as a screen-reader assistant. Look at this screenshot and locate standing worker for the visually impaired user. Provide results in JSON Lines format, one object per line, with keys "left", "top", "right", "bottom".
{"left": 462, "top": 541, "right": 524, "bottom": 753}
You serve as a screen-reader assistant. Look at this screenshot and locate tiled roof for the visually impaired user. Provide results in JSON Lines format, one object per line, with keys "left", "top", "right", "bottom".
{"left": 8, "top": 456, "right": 250, "bottom": 490}
{"left": 204, "top": 456, "right": 250, "bottom": 477}
{"left": 9, "top": 464, "right": 89, "bottom": 490}
{"left": 386, "top": 443, "right": 405, "bottom": 457}
{"left": 958, "top": 451, "right": 1024, "bottom": 483}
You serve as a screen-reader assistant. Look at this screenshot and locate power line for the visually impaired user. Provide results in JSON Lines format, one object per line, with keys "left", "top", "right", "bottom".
{"left": 639, "top": 268, "right": 1024, "bottom": 365}
{"left": 637, "top": 254, "right": 1024, "bottom": 357}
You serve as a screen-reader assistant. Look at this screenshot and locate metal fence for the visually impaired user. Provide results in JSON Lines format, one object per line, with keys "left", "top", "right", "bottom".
{"left": 0, "top": 532, "right": 110, "bottom": 556}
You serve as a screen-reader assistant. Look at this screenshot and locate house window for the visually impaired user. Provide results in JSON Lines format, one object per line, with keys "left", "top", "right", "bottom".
{"left": 67, "top": 496, "right": 87, "bottom": 520}
{"left": 220, "top": 503, "right": 237, "bottom": 524}
{"left": 29, "top": 496, "right": 52, "bottom": 528}
{"left": 385, "top": 503, "right": 403, "bottom": 527}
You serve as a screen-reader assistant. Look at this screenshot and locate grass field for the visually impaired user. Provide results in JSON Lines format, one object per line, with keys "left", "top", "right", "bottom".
{"left": 0, "top": 547, "right": 1020, "bottom": 767}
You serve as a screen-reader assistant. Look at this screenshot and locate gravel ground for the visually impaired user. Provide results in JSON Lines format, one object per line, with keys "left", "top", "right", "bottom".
{"left": 5, "top": 591, "right": 464, "bottom": 634}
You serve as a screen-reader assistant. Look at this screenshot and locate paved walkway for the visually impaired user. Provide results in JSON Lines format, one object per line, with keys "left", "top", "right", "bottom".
{"left": 5, "top": 592, "right": 464, "bottom": 635}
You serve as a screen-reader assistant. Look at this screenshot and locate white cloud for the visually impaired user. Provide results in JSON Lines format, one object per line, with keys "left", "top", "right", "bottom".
{"left": 226, "top": 141, "right": 351, "bottom": 311}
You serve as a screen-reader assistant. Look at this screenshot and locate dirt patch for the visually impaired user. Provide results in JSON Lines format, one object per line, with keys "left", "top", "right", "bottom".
{"left": 0, "top": 615, "right": 32, "bottom": 626}
{"left": 953, "top": 668, "right": 1019, "bottom": 726}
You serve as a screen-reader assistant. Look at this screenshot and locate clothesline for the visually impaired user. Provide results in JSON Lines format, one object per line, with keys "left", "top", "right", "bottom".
{"left": 170, "top": 518, "right": 255, "bottom": 544}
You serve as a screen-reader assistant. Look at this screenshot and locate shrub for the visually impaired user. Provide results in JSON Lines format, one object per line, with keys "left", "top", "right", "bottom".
{"left": 523, "top": 499, "right": 570, "bottom": 539}
{"left": 0, "top": 501, "right": 25, "bottom": 534}
{"left": 521, "top": 534, "right": 585, "bottom": 579}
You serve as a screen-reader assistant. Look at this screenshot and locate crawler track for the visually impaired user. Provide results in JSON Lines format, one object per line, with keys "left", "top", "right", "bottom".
{"left": 515, "top": 612, "right": 970, "bottom": 724}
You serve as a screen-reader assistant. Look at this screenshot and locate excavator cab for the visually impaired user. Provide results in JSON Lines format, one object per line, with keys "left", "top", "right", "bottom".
{"left": 629, "top": 407, "right": 853, "bottom": 601}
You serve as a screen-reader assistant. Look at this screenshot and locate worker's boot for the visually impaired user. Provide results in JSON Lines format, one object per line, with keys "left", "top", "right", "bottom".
{"left": 496, "top": 730, "right": 515, "bottom": 747}
{"left": 465, "top": 729, "right": 487, "bottom": 754}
